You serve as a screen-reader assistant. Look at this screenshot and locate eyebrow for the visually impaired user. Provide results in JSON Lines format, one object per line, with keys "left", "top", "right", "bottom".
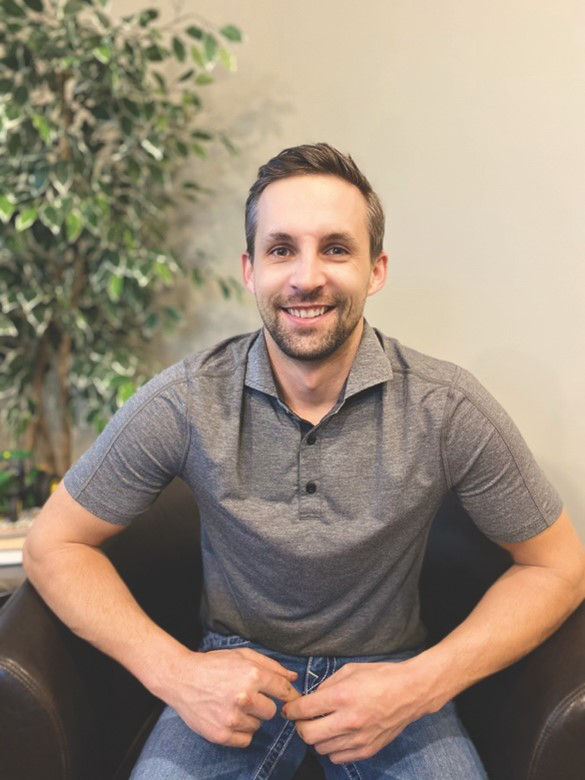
{"left": 262, "top": 231, "right": 359, "bottom": 249}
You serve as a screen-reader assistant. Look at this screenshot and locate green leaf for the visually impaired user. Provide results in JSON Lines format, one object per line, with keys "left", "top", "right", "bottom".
{"left": 15, "top": 207, "right": 37, "bottom": 231}
{"left": 186, "top": 25, "right": 203, "bottom": 40}
{"left": 122, "top": 97, "right": 140, "bottom": 117}
{"left": 138, "top": 8, "right": 158, "bottom": 26}
{"left": 218, "top": 278, "right": 231, "bottom": 299}
{"left": 203, "top": 34, "right": 218, "bottom": 63}
{"left": 190, "top": 46, "right": 204, "bottom": 68}
{"left": 163, "top": 305, "right": 181, "bottom": 322}
{"left": 154, "top": 261, "right": 173, "bottom": 284}
{"left": 13, "top": 84, "right": 29, "bottom": 105}
{"left": 31, "top": 165, "right": 49, "bottom": 192}
{"left": 6, "top": 104, "right": 21, "bottom": 121}
{"left": 218, "top": 47, "right": 237, "bottom": 72}
{"left": 191, "top": 267, "right": 205, "bottom": 285}
{"left": 1, "top": 0, "right": 26, "bottom": 18}
{"left": 54, "top": 161, "right": 70, "bottom": 185}
{"left": 145, "top": 45, "right": 164, "bottom": 62}
{"left": 175, "top": 139, "right": 189, "bottom": 157}
{"left": 195, "top": 73, "right": 213, "bottom": 86}
{"left": 0, "top": 196, "right": 15, "bottom": 224}
{"left": 107, "top": 273, "right": 123, "bottom": 302}
{"left": 178, "top": 68, "right": 195, "bottom": 82}
{"left": 32, "top": 113, "right": 51, "bottom": 142}
{"left": 22, "top": 0, "right": 43, "bottom": 10}
{"left": 172, "top": 36, "right": 186, "bottom": 63}
{"left": 93, "top": 45, "right": 112, "bottom": 64}
{"left": 0, "top": 313, "right": 18, "bottom": 338}
{"left": 0, "top": 79, "right": 12, "bottom": 94}
{"left": 116, "top": 380, "right": 136, "bottom": 404}
{"left": 121, "top": 116, "right": 133, "bottom": 136}
{"left": 192, "top": 130, "right": 213, "bottom": 140}
{"left": 220, "top": 25, "right": 242, "bottom": 43}
{"left": 152, "top": 71, "right": 167, "bottom": 92}
{"left": 39, "top": 204, "right": 62, "bottom": 234}
{"left": 65, "top": 209, "right": 84, "bottom": 242}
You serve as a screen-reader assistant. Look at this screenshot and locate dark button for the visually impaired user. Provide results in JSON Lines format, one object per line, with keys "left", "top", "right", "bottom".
{"left": 306, "top": 433, "right": 317, "bottom": 445}
{"left": 305, "top": 481, "right": 317, "bottom": 494}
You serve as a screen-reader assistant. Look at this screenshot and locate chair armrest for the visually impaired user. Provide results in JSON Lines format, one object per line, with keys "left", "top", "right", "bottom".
{"left": 458, "top": 600, "right": 585, "bottom": 780}
{"left": 0, "top": 580, "right": 161, "bottom": 780}
{"left": 0, "top": 478, "right": 203, "bottom": 780}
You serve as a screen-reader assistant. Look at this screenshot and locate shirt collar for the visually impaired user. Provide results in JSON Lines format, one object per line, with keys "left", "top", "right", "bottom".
{"left": 244, "top": 321, "right": 392, "bottom": 401}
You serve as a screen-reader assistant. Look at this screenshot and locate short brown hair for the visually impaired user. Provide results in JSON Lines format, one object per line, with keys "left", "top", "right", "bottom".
{"left": 245, "top": 143, "right": 385, "bottom": 260}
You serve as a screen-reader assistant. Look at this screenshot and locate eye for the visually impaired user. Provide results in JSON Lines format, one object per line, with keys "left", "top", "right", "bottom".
{"left": 325, "top": 246, "right": 349, "bottom": 256}
{"left": 269, "top": 246, "right": 292, "bottom": 257}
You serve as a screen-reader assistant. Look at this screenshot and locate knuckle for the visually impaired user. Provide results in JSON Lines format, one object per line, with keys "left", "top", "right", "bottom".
{"left": 217, "top": 727, "right": 233, "bottom": 744}
{"left": 248, "top": 666, "right": 261, "bottom": 685}
{"left": 236, "top": 732, "right": 253, "bottom": 748}
{"left": 235, "top": 690, "right": 251, "bottom": 708}
{"left": 225, "top": 712, "right": 239, "bottom": 729}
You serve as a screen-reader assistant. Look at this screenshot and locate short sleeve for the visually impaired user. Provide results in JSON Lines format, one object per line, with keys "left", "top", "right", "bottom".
{"left": 63, "top": 362, "right": 190, "bottom": 525}
{"left": 442, "top": 367, "right": 563, "bottom": 543}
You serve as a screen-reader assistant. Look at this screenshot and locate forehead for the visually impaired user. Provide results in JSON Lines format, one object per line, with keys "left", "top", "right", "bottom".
{"left": 255, "top": 174, "right": 369, "bottom": 241}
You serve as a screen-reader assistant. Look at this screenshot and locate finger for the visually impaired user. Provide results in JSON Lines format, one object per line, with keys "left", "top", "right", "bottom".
{"left": 257, "top": 669, "right": 301, "bottom": 704}
{"left": 294, "top": 712, "right": 348, "bottom": 746}
{"left": 282, "top": 686, "right": 338, "bottom": 720}
{"left": 237, "top": 690, "right": 278, "bottom": 721}
{"left": 313, "top": 733, "right": 356, "bottom": 755}
{"left": 240, "top": 648, "right": 298, "bottom": 680}
{"left": 227, "top": 711, "right": 262, "bottom": 734}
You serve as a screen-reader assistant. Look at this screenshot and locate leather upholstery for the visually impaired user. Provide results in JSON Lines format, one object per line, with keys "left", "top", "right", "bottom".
{"left": 1, "top": 480, "right": 583, "bottom": 779}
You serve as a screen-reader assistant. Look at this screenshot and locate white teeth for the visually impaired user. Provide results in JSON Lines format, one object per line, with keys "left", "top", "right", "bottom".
{"left": 287, "top": 307, "right": 329, "bottom": 318}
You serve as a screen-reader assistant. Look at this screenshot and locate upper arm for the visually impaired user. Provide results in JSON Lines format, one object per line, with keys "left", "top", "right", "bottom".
{"left": 23, "top": 481, "right": 125, "bottom": 569}
{"left": 499, "top": 507, "right": 585, "bottom": 594}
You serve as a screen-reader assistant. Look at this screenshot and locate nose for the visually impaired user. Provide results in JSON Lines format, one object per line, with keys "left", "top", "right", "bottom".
{"left": 289, "top": 250, "right": 326, "bottom": 293}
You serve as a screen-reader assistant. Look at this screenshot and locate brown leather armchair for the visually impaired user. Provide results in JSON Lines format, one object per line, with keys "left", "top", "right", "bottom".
{"left": 1, "top": 480, "right": 584, "bottom": 779}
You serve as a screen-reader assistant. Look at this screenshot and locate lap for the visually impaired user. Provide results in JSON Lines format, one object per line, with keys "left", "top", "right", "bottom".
{"left": 130, "top": 632, "right": 487, "bottom": 780}
{"left": 130, "top": 700, "right": 486, "bottom": 780}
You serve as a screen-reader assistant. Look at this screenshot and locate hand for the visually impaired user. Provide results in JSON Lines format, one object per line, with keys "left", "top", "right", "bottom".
{"left": 169, "top": 647, "right": 300, "bottom": 748}
{"left": 282, "top": 660, "right": 432, "bottom": 764}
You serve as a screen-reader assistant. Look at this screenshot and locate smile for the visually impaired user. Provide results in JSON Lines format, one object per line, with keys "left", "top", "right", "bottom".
{"left": 283, "top": 306, "right": 334, "bottom": 320}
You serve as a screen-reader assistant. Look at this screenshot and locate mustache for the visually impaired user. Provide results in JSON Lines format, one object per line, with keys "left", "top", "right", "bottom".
{"left": 274, "top": 292, "right": 342, "bottom": 307}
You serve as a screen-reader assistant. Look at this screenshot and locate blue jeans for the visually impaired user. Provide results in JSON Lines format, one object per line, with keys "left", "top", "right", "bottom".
{"left": 131, "top": 631, "right": 487, "bottom": 779}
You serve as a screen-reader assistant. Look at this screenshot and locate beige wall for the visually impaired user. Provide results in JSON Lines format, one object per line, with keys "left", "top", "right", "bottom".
{"left": 115, "top": 0, "right": 585, "bottom": 535}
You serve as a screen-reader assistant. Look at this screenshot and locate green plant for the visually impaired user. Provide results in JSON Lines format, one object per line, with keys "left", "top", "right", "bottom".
{"left": 0, "top": 448, "right": 59, "bottom": 520}
{"left": 0, "top": 0, "right": 242, "bottom": 474}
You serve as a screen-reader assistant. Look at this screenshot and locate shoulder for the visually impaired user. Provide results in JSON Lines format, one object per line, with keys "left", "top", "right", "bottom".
{"left": 375, "top": 330, "right": 462, "bottom": 389}
{"left": 182, "top": 330, "right": 259, "bottom": 380}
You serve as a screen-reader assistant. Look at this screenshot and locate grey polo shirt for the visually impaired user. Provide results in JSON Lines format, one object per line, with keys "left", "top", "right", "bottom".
{"left": 64, "top": 322, "right": 562, "bottom": 656}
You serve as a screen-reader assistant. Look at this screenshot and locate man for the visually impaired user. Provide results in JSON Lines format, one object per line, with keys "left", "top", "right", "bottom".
{"left": 24, "top": 143, "right": 585, "bottom": 779}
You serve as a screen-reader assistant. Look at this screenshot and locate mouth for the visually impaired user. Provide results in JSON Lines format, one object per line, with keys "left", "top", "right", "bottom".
{"left": 281, "top": 305, "right": 335, "bottom": 323}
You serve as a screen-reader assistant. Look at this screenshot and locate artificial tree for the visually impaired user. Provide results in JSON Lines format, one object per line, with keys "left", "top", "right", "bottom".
{"left": 0, "top": 0, "right": 242, "bottom": 475}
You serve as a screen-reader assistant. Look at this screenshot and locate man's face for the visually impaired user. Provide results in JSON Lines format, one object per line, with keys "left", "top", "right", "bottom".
{"left": 242, "top": 174, "right": 387, "bottom": 362}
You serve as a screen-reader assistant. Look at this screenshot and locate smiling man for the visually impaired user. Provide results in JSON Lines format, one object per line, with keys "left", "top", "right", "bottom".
{"left": 23, "top": 144, "right": 585, "bottom": 779}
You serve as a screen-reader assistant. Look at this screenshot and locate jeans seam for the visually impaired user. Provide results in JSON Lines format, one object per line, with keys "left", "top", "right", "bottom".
{"left": 252, "top": 719, "right": 297, "bottom": 780}
{"left": 342, "top": 763, "right": 362, "bottom": 780}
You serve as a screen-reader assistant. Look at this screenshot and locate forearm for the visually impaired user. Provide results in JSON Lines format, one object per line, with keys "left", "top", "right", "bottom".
{"left": 411, "top": 561, "right": 585, "bottom": 713}
{"left": 23, "top": 541, "right": 192, "bottom": 700}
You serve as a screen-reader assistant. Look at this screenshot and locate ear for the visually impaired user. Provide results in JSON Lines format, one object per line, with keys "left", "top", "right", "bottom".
{"left": 242, "top": 252, "right": 255, "bottom": 294}
{"left": 367, "top": 252, "right": 389, "bottom": 297}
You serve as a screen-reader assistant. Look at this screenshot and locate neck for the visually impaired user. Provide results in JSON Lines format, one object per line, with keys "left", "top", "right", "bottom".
{"left": 264, "top": 320, "right": 364, "bottom": 425}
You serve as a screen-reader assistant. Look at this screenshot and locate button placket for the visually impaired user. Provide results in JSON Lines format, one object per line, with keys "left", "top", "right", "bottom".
{"left": 298, "top": 426, "right": 322, "bottom": 520}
